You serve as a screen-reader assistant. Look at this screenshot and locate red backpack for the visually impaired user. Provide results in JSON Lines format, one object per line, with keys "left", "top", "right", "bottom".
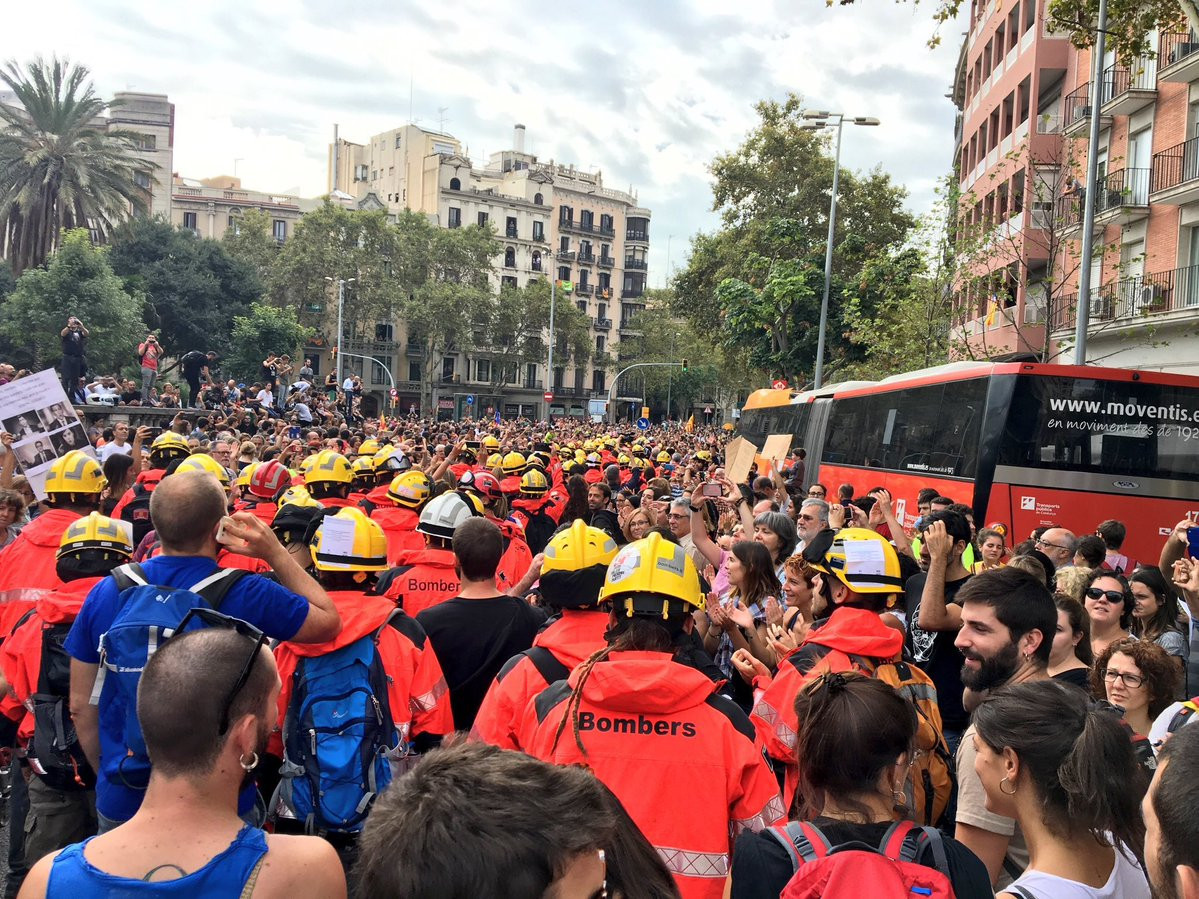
{"left": 769, "top": 820, "right": 955, "bottom": 899}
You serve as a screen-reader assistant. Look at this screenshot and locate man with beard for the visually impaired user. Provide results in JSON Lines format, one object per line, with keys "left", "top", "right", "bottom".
{"left": 20, "top": 628, "right": 346, "bottom": 897}
{"left": 951, "top": 566, "right": 1055, "bottom": 889}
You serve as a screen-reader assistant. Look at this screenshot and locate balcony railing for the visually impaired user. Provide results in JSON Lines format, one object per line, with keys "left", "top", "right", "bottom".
{"left": 621, "top": 288, "right": 645, "bottom": 300}
{"left": 1035, "top": 113, "right": 1062, "bottom": 134}
{"left": 557, "top": 250, "right": 576, "bottom": 262}
{"left": 598, "top": 254, "right": 616, "bottom": 268}
{"left": 1160, "top": 31, "right": 1199, "bottom": 82}
{"left": 1063, "top": 83, "right": 1095, "bottom": 129}
{"left": 561, "top": 219, "right": 596, "bottom": 235}
{"left": 577, "top": 251, "right": 596, "bottom": 265}
{"left": 1100, "top": 59, "right": 1156, "bottom": 112}
{"left": 505, "top": 228, "right": 518, "bottom": 239}
{"left": 598, "top": 225, "right": 615, "bottom": 238}
{"left": 1054, "top": 167, "right": 1150, "bottom": 227}
{"left": 624, "top": 257, "right": 648, "bottom": 270}
{"left": 1051, "top": 263, "right": 1199, "bottom": 331}
{"left": 595, "top": 317, "right": 612, "bottom": 330}
{"left": 1152, "top": 136, "right": 1199, "bottom": 193}
{"left": 626, "top": 230, "right": 649, "bottom": 242}
{"left": 576, "top": 283, "right": 594, "bottom": 296}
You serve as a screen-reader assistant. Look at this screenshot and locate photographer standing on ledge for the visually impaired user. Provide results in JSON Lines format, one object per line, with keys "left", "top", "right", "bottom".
{"left": 60, "top": 316, "right": 88, "bottom": 394}
{"left": 137, "top": 333, "right": 162, "bottom": 402}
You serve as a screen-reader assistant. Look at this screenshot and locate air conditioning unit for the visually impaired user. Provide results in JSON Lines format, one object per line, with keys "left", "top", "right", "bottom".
{"left": 1136, "top": 284, "right": 1165, "bottom": 312}
{"left": 1090, "top": 294, "right": 1114, "bottom": 319}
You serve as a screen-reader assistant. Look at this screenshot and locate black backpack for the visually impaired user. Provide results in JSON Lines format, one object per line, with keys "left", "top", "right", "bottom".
{"left": 120, "top": 481, "right": 155, "bottom": 548}
{"left": 521, "top": 508, "right": 557, "bottom": 556}
{"left": 21, "top": 612, "right": 96, "bottom": 792}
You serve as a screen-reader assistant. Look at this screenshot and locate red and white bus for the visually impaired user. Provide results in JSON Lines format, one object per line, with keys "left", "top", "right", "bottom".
{"left": 739, "top": 361, "right": 1199, "bottom": 565}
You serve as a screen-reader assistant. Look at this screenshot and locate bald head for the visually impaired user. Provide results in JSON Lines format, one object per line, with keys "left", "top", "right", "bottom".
{"left": 150, "top": 471, "right": 226, "bottom": 553}
{"left": 1037, "top": 527, "right": 1078, "bottom": 569}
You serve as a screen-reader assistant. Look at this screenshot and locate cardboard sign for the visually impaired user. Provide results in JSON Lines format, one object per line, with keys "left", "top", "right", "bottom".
{"left": 761, "top": 433, "right": 792, "bottom": 463}
{"left": 724, "top": 436, "right": 757, "bottom": 485}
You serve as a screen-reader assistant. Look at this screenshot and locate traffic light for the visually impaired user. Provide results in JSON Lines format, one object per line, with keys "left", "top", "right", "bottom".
{"left": 681, "top": 358, "right": 688, "bottom": 372}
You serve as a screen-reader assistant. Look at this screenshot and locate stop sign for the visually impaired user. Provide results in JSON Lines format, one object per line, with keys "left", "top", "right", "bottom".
{"left": 543, "top": 391, "right": 554, "bottom": 402}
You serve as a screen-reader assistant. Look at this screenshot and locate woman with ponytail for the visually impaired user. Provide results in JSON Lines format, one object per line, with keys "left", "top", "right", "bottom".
{"left": 972, "top": 680, "right": 1151, "bottom": 898}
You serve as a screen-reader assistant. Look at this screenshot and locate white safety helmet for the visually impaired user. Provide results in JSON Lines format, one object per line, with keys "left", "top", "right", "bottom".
{"left": 416, "top": 491, "right": 484, "bottom": 541}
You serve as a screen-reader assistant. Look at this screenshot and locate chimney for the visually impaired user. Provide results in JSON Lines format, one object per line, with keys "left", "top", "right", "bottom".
{"left": 514, "top": 123, "right": 526, "bottom": 154}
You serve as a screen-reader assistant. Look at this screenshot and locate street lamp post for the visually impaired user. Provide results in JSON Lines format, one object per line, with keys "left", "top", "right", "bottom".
{"left": 801, "top": 112, "right": 880, "bottom": 389}
{"left": 547, "top": 261, "right": 556, "bottom": 419}
{"left": 1073, "top": 0, "right": 1109, "bottom": 364}
{"left": 324, "top": 276, "right": 356, "bottom": 384}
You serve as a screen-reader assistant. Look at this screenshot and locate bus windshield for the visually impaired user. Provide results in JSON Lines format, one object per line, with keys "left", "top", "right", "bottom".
{"left": 997, "top": 374, "right": 1199, "bottom": 480}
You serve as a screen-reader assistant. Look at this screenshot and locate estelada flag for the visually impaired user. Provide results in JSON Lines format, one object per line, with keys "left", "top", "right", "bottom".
{"left": 684, "top": 415, "right": 695, "bottom": 433}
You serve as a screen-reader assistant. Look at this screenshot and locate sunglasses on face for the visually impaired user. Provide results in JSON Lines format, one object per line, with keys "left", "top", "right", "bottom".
{"left": 1085, "top": 587, "right": 1126, "bottom": 604}
{"left": 175, "top": 608, "right": 268, "bottom": 735}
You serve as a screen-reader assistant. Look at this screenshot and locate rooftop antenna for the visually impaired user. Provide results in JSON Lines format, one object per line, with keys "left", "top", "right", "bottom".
{"left": 438, "top": 106, "right": 449, "bottom": 133}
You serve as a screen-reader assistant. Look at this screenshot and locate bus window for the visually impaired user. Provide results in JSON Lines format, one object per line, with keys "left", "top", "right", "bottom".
{"left": 998, "top": 375, "right": 1199, "bottom": 480}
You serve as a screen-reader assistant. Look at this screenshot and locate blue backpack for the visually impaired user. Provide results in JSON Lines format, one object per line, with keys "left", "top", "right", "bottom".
{"left": 275, "top": 611, "right": 400, "bottom": 834}
{"left": 92, "top": 563, "right": 249, "bottom": 792}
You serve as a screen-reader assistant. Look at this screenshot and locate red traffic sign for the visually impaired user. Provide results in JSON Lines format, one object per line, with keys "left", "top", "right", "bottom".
{"left": 772, "top": 379, "right": 788, "bottom": 390}
{"left": 389, "top": 388, "right": 398, "bottom": 397}
{"left": 543, "top": 391, "right": 554, "bottom": 402}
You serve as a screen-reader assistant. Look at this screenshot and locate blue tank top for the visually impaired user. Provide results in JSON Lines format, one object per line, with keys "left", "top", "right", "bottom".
{"left": 47, "top": 825, "right": 268, "bottom": 897}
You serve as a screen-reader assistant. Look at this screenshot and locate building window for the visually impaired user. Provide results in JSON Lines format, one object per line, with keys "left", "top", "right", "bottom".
{"left": 577, "top": 300, "right": 587, "bottom": 313}
{"left": 408, "top": 362, "right": 421, "bottom": 382}
{"left": 592, "top": 370, "right": 606, "bottom": 392}
{"left": 182, "top": 211, "right": 197, "bottom": 232}
{"left": 395, "top": 134, "right": 402, "bottom": 148}
{"left": 532, "top": 251, "right": 542, "bottom": 272}
{"left": 442, "top": 357, "right": 455, "bottom": 380}
{"left": 375, "top": 323, "right": 394, "bottom": 342}
{"left": 504, "top": 246, "right": 516, "bottom": 268}
{"left": 579, "top": 270, "right": 589, "bottom": 288}
{"left": 371, "top": 170, "right": 377, "bottom": 181}
{"left": 134, "top": 133, "right": 156, "bottom": 151}
{"left": 533, "top": 192, "right": 544, "bottom": 205}
{"left": 526, "top": 363, "right": 538, "bottom": 388}
{"left": 559, "top": 236, "right": 570, "bottom": 253}
{"left": 580, "top": 210, "right": 594, "bottom": 229}
{"left": 532, "top": 221, "right": 544, "bottom": 241}
{"left": 599, "top": 273, "right": 611, "bottom": 291}
{"left": 370, "top": 356, "right": 390, "bottom": 385}
{"left": 449, "top": 177, "right": 461, "bottom": 190}
{"left": 478, "top": 211, "right": 489, "bottom": 227}
{"left": 227, "top": 215, "right": 241, "bottom": 235}
{"left": 559, "top": 266, "right": 571, "bottom": 282}
{"left": 448, "top": 207, "right": 461, "bottom": 228}
{"left": 559, "top": 205, "right": 572, "bottom": 224}
{"left": 596, "top": 335, "right": 605, "bottom": 354}
{"left": 134, "top": 170, "right": 151, "bottom": 189}
{"left": 598, "top": 302, "right": 607, "bottom": 320}
{"left": 501, "top": 275, "right": 518, "bottom": 289}
{"left": 272, "top": 219, "right": 287, "bottom": 241}
{"left": 600, "top": 213, "right": 613, "bottom": 232}
{"left": 476, "top": 359, "right": 491, "bottom": 382}
{"left": 506, "top": 216, "right": 517, "bottom": 238}
{"left": 355, "top": 164, "right": 368, "bottom": 181}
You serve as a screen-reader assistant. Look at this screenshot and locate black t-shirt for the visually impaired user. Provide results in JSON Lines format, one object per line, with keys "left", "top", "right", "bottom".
{"left": 61, "top": 329, "right": 85, "bottom": 357}
{"left": 181, "top": 352, "right": 209, "bottom": 378}
{"left": 904, "top": 572, "right": 972, "bottom": 732}
{"left": 119, "top": 390, "right": 141, "bottom": 404}
{"left": 731, "top": 819, "right": 993, "bottom": 899}
{"left": 1053, "top": 666, "right": 1093, "bottom": 692}
{"left": 416, "top": 594, "right": 547, "bottom": 731}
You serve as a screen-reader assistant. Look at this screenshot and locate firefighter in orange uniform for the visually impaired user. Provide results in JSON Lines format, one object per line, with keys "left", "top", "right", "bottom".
{"left": 303, "top": 450, "right": 357, "bottom": 509}
{"left": 517, "top": 532, "right": 785, "bottom": 899}
{"left": 457, "top": 471, "right": 533, "bottom": 594}
{"left": 365, "top": 471, "right": 431, "bottom": 566}
{"left": 376, "top": 491, "right": 483, "bottom": 616}
{"left": 473, "top": 521, "right": 616, "bottom": 750}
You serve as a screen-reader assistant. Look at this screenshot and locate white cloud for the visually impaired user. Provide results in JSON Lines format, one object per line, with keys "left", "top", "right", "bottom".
{"left": 2, "top": 0, "right": 963, "bottom": 281}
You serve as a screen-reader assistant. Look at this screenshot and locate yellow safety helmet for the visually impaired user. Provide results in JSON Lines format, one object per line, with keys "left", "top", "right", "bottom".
{"left": 583, "top": 440, "right": 596, "bottom": 452}
{"left": 150, "top": 431, "right": 190, "bottom": 463}
{"left": 305, "top": 450, "right": 354, "bottom": 485}
{"left": 695, "top": 450, "right": 713, "bottom": 463}
{"left": 656, "top": 451, "right": 672, "bottom": 464}
{"left": 234, "top": 462, "right": 259, "bottom": 489}
{"left": 543, "top": 520, "right": 619, "bottom": 573}
{"left": 527, "top": 452, "right": 549, "bottom": 471}
{"left": 629, "top": 457, "right": 647, "bottom": 470}
{"left": 310, "top": 507, "right": 388, "bottom": 572}
{"left": 482, "top": 435, "right": 501, "bottom": 450}
{"left": 351, "top": 456, "right": 376, "bottom": 482}
{"left": 519, "top": 469, "right": 549, "bottom": 497}
{"left": 599, "top": 532, "right": 704, "bottom": 615}
{"left": 174, "top": 453, "right": 230, "bottom": 487}
{"left": 56, "top": 512, "right": 133, "bottom": 560}
{"left": 585, "top": 453, "right": 600, "bottom": 465}
{"left": 557, "top": 446, "right": 573, "bottom": 460}
{"left": 357, "top": 438, "right": 380, "bottom": 457}
{"left": 277, "top": 484, "right": 320, "bottom": 509}
{"left": 501, "top": 451, "right": 526, "bottom": 475}
{"left": 44, "top": 451, "right": 106, "bottom": 496}
{"left": 617, "top": 453, "right": 630, "bottom": 467}
{"left": 632, "top": 444, "right": 647, "bottom": 457}
{"left": 388, "top": 471, "right": 432, "bottom": 509}
{"left": 811, "top": 528, "right": 905, "bottom": 594}
{"left": 574, "top": 449, "right": 586, "bottom": 464}
{"left": 373, "top": 445, "right": 411, "bottom": 475}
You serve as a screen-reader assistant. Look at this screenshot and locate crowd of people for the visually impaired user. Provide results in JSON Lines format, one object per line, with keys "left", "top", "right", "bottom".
{"left": 0, "top": 398, "right": 1193, "bottom": 898}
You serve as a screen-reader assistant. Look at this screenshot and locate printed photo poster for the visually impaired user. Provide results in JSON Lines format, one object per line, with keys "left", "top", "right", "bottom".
{"left": 0, "top": 370, "right": 95, "bottom": 499}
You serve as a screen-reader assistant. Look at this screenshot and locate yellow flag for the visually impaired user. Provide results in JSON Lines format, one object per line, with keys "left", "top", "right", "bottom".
{"left": 685, "top": 415, "right": 695, "bottom": 433}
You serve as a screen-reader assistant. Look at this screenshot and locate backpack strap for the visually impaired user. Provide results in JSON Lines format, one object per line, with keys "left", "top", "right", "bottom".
{"left": 766, "top": 821, "right": 830, "bottom": 873}
{"left": 525, "top": 646, "right": 571, "bottom": 685}
{"left": 1168, "top": 698, "right": 1199, "bottom": 734}
{"left": 359, "top": 499, "right": 377, "bottom": 517}
{"left": 1008, "top": 888, "right": 1038, "bottom": 899}
{"left": 111, "top": 562, "right": 148, "bottom": 594}
{"left": 187, "top": 568, "right": 250, "bottom": 612}
{"left": 880, "top": 820, "right": 918, "bottom": 860}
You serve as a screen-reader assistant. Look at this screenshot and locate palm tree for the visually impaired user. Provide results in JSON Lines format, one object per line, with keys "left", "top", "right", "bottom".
{"left": 0, "top": 57, "right": 152, "bottom": 275}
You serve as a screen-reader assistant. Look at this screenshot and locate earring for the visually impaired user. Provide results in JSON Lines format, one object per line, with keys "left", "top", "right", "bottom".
{"left": 999, "top": 775, "right": 1016, "bottom": 795}
{"left": 239, "top": 751, "right": 259, "bottom": 772}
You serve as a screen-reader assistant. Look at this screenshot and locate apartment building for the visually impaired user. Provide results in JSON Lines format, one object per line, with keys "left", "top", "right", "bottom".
{"left": 952, "top": 0, "right": 1071, "bottom": 357}
{"left": 109, "top": 92, "right": 176, "bottom": 220}
{"left": 327, "top": 123, "right": 651, "bottom": 418}
{"left": 171, "top": 174, "right": 317, "bottom": 242}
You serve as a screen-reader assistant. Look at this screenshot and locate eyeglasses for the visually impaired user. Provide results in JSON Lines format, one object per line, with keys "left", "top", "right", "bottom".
{"left": 176, "top": 608, "right": 268, "bottom": 735}
{"left": 1085, "top": 587, "right": 1126, "bottom": 604}
{"left": 797, "top": 514, "right": 818, "bottom": 522}
{"left": 1035, "top": 538, "right": 1070, "bottom": 552}
{"left": 1101, "top": 668, "right": 1145, "bottom": 689}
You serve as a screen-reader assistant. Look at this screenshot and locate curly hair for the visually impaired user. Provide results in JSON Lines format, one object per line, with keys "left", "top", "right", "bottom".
{"left": 1089, "top": 637, "right": 1180, "bottom": 718}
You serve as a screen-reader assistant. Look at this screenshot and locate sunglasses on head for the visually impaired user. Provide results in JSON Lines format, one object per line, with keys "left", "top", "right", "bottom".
{"left": 1085, "top": 587, "right": 1126, "bottom": 604}
{"left": 175, "top": 608, "right": 268, "bottom": 735}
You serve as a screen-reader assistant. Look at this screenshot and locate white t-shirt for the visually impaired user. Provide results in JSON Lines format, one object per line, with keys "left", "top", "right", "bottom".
{"left": 1149, "top": 699, "right": 1197, "bottom": 754}
{"left": 256, "top": 389, "right": 274, "bottom": 409}
{"left": 1004, "top": 844, "right": 1149, "bottom": 898}
{"left": 98, "top": 441, "right": 131, "bottom": 462}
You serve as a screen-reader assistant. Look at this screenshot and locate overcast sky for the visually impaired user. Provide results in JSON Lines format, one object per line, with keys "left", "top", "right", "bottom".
{"left": 4, "top": 0, "right": 963, "bottom": 281}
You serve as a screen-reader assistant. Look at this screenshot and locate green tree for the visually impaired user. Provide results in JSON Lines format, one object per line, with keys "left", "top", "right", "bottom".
{"left": 269, "top": 201, "right": 403, "bottom": 334}
{"left": 0, "top": 229, "right": 145, "bottom": 372}
{"left": 390, "top": 211, "right": 498, "bottom": 411}
{"left": 672, "top": 94, "right": 914, "bottom": 383}
{"left": 0, "top": 58, "right": 152, "bottom": 275}
{"left": 226, "top": 303, "right": 312, "bottom": 383}
{"left": 107, "top": 217, "right": 261, "bottom": 356}
{"left": 480, "top": 279, "right": 591, "bottom": 390}
{"left": 222, "top": 209, "right": 279, "bottom": 287}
